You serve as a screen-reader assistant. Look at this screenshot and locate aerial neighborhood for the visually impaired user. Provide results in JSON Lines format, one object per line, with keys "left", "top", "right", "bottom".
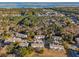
{"left": 0, "top": 7, "right": 79, "bottom": 57}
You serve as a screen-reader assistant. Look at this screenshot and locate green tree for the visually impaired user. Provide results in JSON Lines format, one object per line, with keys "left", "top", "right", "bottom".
{"left": 18, "top": 47, "right": 34, "bottom": 57}
{"left": 62, "top": 33, "right": 73, "bottom": 42}
{"left": 38, "top": 49, "right": 44, "bottom": 54}
{"left": 7, "top": 42, "right": 19, "bottom": 54}
{"left": 23, "top": 18, "right": 30, "bottom": 26}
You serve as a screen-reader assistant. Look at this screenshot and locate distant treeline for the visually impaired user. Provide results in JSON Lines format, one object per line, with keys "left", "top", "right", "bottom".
{"left": 53, "top": 7, "right": 79, "bottom": 14}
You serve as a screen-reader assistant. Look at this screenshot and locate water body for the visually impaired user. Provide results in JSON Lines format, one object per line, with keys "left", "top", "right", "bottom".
{"left": 0, "top": 2, "right": 79, "bottom": 8}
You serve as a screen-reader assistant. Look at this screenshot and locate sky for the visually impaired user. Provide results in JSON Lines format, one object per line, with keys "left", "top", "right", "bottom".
{"left": 0, "top": 2, "right": 79, "bottom": 8}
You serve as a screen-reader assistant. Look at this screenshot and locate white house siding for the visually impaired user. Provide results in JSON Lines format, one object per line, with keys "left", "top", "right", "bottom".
{"left": 50, "top": 43, "right": 64, "bottom": 51}
{"left": 31, "top": 43, "right": 44, "bottom": 48}
{"left": 16, "top": 33, "right": 27, "bottom": 38}
{"left": 34, "top": 35, "right": 45, "bottom": 39}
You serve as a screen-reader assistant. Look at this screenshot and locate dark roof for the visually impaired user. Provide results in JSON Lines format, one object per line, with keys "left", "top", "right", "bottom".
{"left": 0, "top": 40, "right": 4, "bottom": 43}
{"left": 67, "top": 44, "right": 79, "bottom": 57}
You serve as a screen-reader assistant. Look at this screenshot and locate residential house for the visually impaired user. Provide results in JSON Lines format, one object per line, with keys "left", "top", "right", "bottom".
{"left": 75, "top": 37, "right": 79, "bottom": 45}
{"left": 13, "top": 37, "right": 23, "bottom": 42}
{"left": 46, "top": 12, "right": 57, "bottom": 16}
{"left": 4, "top": 36, "right": 29, "bottom": 47}
{"left": 52, "top": 36, "right": 62, "bottom": 44}
{"left": 49, "top": 36, "right": 64, "bottom": 50}
{"left": 34, "top": 35, "right": 45, "bottom": 39}
{"left": 49, "top": 43, "right": 64, "bottom": 51}
{"left": 7, "top": 54, "right": 16, "bottom": 57}
{"left": 19, "top": 40, "right": 29, "bottom": 47}
{"left": 4, "top": 37, "right": 23, "bottom": 43}
{"left": 59, "top": 20, "right": 67, "bottom": 27}
{"left": 31, "top": 39, "right": 44, "bottom": 48}
{"left": 58, "top": 13, "right": 65, "bottom": 17}
{"left": 15, "top": 32, "right": 27, "bottom": 39}
{"left": 10, "top": 14, "right": 21, "bottom": 17}
{"left": 2, "top": 14, "right": 8, "bottom": 17}
{"left": 4, "top": 37, "right": 15, "bottom": 43}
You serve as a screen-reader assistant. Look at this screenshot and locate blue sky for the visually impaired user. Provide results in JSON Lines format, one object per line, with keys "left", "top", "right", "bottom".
{"left": 0, "top": 2, "right": 79, "bottom": 8}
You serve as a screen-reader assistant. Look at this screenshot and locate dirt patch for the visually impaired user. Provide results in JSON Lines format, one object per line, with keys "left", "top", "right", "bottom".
{"left": 32, "top": 48, "right": 67, "bottom": 57}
